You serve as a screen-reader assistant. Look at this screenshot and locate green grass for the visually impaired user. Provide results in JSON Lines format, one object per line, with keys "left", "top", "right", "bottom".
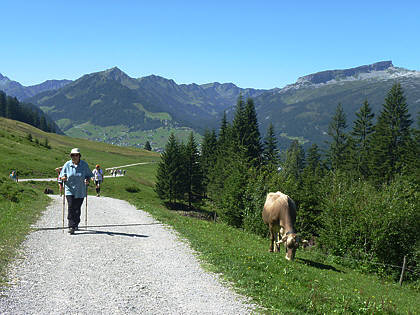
{"left": 0, "top": 177, "right": 50, "bottom": 287}
{"left": 1, "top": 117, "right": 419, "bottom": 313}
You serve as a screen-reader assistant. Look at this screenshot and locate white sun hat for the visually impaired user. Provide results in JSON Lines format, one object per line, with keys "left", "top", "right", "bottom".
{"left": 70, "top": 148, "right": 81, "bottom": 155}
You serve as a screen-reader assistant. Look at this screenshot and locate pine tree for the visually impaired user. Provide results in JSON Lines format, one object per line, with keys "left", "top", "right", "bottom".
{"left": 232, "top": 94, "right": 246, "bottom": 147}
{"left": 326, "top": 103, "right": 348, "bottom": 171}
{"left": 350, "top": 100, "right": 374, "bottom": 178}
{"left": 200, "top": 129, "right": 217, "bottom": 192}
{"left": 305, "top": 143, "right": 321, "bottom": 173}
{"left": 283, "top": 140, "right": 305, "bottom": 180}
{"left": 0, "top": 91, "right": 6, "bottom": 117}
{"left": 155, "top": 133, "right": 184, "bottom": 203}
{"left": 39, "top": 115, "right": 47, "bottom": 131}
{"left": 242, "top": 98, "right": 263, "bottom": 166}
{"left": 144, "top": 140, "right": 152, "bottom": 151}
{"left": 263, "top": 122, "right": 279, "bottom": 168}
{"left": 370, "top": 83, "right": 413, "bottom": 183}
{"left": 183, "top": 132, "right": 204, "bottom": 208}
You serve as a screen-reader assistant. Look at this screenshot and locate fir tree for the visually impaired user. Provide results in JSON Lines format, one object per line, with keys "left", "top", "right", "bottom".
{"left": 305, "top": 143, "right": 321, "bottom": 174}
{"left": 263, "top": 122, "right": 279, "bottom": 168}
{"left": 0, "top": 91, "right": 6, "bottom": 117}
{"left": 283, "top": 140, "right": 305, "bottom": 181}
{"left": 350, "top": 100, "right": 374, "bottom": 178}
{"left": 242, "top": 98, "right": 263, "bottom": 166}
{"left": 144, "top": 140, "right": 152, "bottom": 151}
{"left": 232, "top": 94, "right": 246, "bottom": 147}
{"left": 326, "top": 103, "right": 348, "bottom": 171}
{"left": 155, "top": 133, "right": 184, "bottom": 203}
{"left": 370, "top": 83, "right": 413, "bottom": 183}
{"left": 200, "top": 129, "right": 217, "bottom": 192}
{"left": 183, "top": 132, "right": 204, "bottom": 208}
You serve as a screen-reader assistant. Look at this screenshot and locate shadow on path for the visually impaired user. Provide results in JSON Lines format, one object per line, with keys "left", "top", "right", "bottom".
{"left": 296, "top": 257, "right": 344, "bottom": 273}
{"left": 33, "top": 222, "right": 161, "bottom": 231}
{"left": 75, "top": 229, "right": 149, "bottom": 238}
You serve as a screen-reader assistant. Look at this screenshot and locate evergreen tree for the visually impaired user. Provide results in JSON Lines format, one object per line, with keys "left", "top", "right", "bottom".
{"left": 326, "top": 103, "right": 348, "bottom": 171}
{"left": 200, "top": 129, "right": 217, "bottom": 192}
{"left": 305, "top": 143, "right": 321, "bottom": 173}
{"left": 0, "top": 91, "right": 6, "bottom": 117}
{"left": 350, "top": 100, "right": 374, "bottom": 178}
{"left": 282, "top": 140, "right": 305, "bottom": 180}
{"left": 263, "top": 122, "right": 279, "bottom": 168}
{"left": 144, "top": 140, "right": 152, "bottom": 151}
{"left": 242, "top": 98, "right": 263, "bottom": 166}
{"left": 370, "top": 83, "right": 413, "bottom": 183}
{"left": 39, "top": 115, "right": 47, "bottom": 131}
{"left": 155, "top": 133, "right": 184, "bottom": 203}
{"left": 231, "top": 94, "right": 246, "bottom": 147}
{"left": 183, "top": 132, "right": 204, "bottom": 208}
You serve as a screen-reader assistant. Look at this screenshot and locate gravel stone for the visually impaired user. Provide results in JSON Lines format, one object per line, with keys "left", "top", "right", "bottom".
{"left": 0, "top": 195, "right": 256, "bottom": 314}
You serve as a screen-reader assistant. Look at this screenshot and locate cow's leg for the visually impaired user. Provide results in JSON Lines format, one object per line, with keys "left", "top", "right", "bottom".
{"left": 272, "top": 225, "right": 281, "bottom": 252}
{"left": 269, "top": 224, "right": 274, "bottom": 252}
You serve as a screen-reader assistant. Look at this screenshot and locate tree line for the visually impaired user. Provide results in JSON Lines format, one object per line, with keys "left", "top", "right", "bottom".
{"left": 0, "top": 90, "right": 58, "bottom": 133}
{"left": 155, "top": 83, "right": 419, "bottom": 281}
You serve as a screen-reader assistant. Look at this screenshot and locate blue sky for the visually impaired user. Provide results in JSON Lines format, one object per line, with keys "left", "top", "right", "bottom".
{"left": 1, "top": 1, "right": 419, "bottom": 89}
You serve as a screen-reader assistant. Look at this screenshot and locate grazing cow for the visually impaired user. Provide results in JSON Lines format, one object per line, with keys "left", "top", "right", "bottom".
{"left": 262, "top": 191, "right": 300, "bottom": 260}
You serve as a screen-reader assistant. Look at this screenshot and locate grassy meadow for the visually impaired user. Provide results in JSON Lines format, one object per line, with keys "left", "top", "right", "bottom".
{"left": 0, "top": 117, "right": 419, "bottom": 314}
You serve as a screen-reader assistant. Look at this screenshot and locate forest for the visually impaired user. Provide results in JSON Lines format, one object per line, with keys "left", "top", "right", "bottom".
{"left": 0, "top": 90, "right": 59, "bottom": 133}
{"left": 155, "top": 83, "right": 420, "bottom": 282}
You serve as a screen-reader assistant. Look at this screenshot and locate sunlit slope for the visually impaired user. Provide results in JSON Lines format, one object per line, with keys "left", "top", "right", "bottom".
{"left": 0, "top": 117, "right": 159, "bottom": 178}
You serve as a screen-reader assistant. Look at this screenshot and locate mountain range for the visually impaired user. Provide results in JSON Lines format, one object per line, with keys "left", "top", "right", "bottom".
{"left": 0, "top": 73, "right": 71, "bottom": 100}
{"left": 1, "top": 61, "right": 419, "bottom": 150}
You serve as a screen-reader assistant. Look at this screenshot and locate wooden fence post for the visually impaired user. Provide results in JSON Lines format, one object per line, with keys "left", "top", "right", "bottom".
{"left": 399, "top": 255, "right": 406, "bottom": 286}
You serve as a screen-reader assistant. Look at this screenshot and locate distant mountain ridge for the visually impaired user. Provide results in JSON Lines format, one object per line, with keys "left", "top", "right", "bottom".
{"left": 297, "top": 61, "right": 394, "bottom": 85}
{"left": 26, "top": 67, "right": 268, "bottom": 143}
{"left": 0, "top": 73, "right": 71, "bottom": 100}
{"left": 3, "top": 61, "right": 420, "bottom": 150}
{"left": 254, "top": 61, "right": 420, "bottom": 148}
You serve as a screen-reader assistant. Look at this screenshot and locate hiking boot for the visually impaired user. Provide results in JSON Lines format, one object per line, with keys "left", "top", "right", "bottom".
{"left": 68, "top": 228, "right": 75, "bottom": 235}
{"left": 96, "top": 194, "right": 100, "bottom": 197}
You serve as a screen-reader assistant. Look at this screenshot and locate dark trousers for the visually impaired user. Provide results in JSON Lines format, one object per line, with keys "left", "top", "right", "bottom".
{"left": 66, "top": 195, "right": 84, "bottom": 228}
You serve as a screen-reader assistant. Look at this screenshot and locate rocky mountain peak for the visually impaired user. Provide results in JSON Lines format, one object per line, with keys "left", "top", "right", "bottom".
{"left": 297, "top": 61, "right": 394, "bottom": 85}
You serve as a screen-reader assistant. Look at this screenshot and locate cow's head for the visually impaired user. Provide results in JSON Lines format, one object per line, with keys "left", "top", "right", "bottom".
{"left": 279, "top": 233, "right": 300, "bottom": 260}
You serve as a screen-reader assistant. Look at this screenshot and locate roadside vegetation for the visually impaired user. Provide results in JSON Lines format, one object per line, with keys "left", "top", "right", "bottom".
{"left": 155, "top": 84, "right": 420, "bottom": 286}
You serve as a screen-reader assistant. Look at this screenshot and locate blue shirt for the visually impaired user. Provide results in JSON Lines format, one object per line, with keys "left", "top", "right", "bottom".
{"left": 60, "top": 160, "right": 93, "bottom": 198}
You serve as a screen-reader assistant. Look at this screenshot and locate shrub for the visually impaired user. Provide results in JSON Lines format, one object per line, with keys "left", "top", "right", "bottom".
{"left": 318, "top": 173, "right": 420, "bottom": 280}
{"left": 125, "top": 186, "right": 140, "bottom": 193}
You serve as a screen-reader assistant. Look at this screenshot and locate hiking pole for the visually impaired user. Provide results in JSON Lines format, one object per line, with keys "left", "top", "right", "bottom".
{"left": 85, "top": 183, "right": 88, "bottom": 229}
{"left": 62, "top": 192, "right": 65, "bottom": 234}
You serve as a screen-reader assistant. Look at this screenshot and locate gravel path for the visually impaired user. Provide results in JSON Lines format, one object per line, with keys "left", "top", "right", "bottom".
{"left": 0, "top": 195, "right": 256, "bottom": 314}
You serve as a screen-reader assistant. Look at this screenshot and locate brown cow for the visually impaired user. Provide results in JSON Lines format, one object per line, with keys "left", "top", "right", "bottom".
{"left": 262, "top": 191, "right": 300, "bottom": 260}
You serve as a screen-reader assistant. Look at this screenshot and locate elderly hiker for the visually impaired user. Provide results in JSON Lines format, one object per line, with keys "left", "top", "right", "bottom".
{"left": 60, "top": 148, "right": 93, "bottom": 235}
{"left": 92, "top": 164, "right": 104, "bottom": 197}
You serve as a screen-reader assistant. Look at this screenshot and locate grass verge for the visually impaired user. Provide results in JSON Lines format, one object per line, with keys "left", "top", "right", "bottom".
{"left": 0, "top": 178, "right": 50, "bottom": 289}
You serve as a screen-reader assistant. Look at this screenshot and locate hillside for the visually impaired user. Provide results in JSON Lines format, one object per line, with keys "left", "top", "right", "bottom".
{"left": 254, "top": 61, "right": 420, "bottom": 149}
{"left": 26, "top": 68, "right": 267, "bottom": 149}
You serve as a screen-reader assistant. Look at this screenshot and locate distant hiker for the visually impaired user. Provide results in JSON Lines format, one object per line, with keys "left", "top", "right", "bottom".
{"left": 9, "top": 170, "right": 18, "bottom": 183}
{"left": 60, "top": 148, "right": 93, "bottom": 235}
{"left": 92, "top": 164, "right": 104, "bottom": 197}
{"left": 55, "top": 167, "right": 64, "bottom": 196}
{"left": 123, "top": 170, "right": 126, "bottom": 176}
